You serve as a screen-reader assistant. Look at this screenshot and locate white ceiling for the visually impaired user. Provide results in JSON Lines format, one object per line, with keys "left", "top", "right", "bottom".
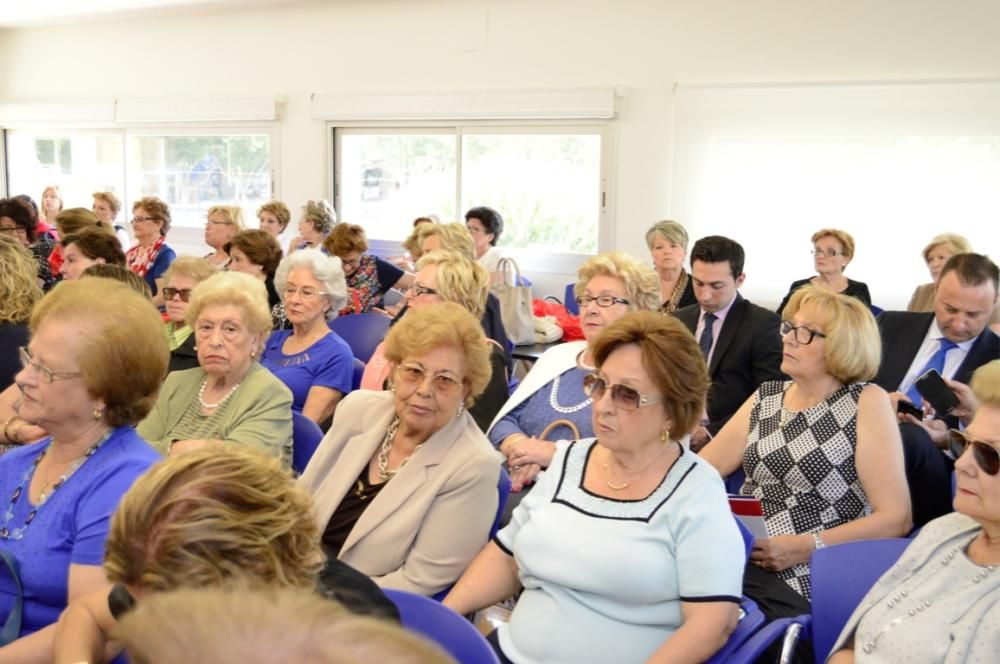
{"left": 0, "top": 0, "right": 296, "bottom": 27}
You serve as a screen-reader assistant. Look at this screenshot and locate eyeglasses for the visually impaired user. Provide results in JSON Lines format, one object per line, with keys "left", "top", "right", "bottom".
{"left": 131, "top": 216, "right": 160, "bottom": 224}
{"left": 206, "top": 219, "right": 233, "bottom": 227}
{"left": 340, "top": 256, "right": 362, "bottom": 267}
{"left": 395, "top": 363, "right": 462, "bottom": 395}
{"left": 576, "top": 294, "right": 630, "bottom": 308}
{"left": 582, "top": 374, "right": 662, "bottom": 411}
{"left": 282, "top": 285, "right": 326, "bottom": 300}
{"left": 948, "top": 429, "right": 1000, "bottom": 476}
{"left": 811, "top": 248, "right": 842, "bottom": 258}
{"left": 19, "top": 347, "right": 84, "bottom": 384}
{"left": 410, "top": 284, "right": 439, "bottom": 297}
{"left": 0, "top": 225, "right": 26, "bottom": 235}
{"left": 162, "top": 287, "right": 194, "bottom": 303}
{"left": 780, "top": 320, "right": 827, "bottom": 345}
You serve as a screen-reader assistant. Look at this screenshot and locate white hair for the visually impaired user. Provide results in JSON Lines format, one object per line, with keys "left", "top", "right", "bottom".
{"left": 274, "top": 248, "right": 347, "bottom": 320}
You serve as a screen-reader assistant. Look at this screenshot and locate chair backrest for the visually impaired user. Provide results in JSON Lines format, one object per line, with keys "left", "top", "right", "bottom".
{"left": 810, "top": 538, "right": 911, "bottom": 660}
{"left": 328, "top": 313, "right": 391, "bottom": 363}
{"left": 383, "top": 588, "right": 501, "bottom": 664}
{"left": 291, "top": 412, "right": 324, "bottom": 474}
{"left": 734, "top": 516, "right": 754, "bottom": 560}
{"left": 564, "top": 282, "right": 579, "bottom": 314}
{"left": 351, "top": 357, "right": 365, "bottom": 391}
{"left": 492, "top": 466, "right": 512, "bottom": 539}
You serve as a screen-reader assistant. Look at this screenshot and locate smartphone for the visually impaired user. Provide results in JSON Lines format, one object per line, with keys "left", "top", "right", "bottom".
{"left": 896, "top": 399, "right": 923, "bottom": 419}
{"left": 915, "top": 369, "right": 960, "bottom": 416}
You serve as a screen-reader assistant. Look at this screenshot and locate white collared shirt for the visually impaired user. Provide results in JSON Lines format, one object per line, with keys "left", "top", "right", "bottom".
{"left": 897, "top": 319, "right": 975, "bottom": 394}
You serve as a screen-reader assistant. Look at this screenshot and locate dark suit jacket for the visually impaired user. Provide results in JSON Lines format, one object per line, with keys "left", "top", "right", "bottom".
{"left": 675, "top": 294, "right": 786, "bottom": 434}
{"left": 874, "top": 311, "right": 1000, "bottom": 393}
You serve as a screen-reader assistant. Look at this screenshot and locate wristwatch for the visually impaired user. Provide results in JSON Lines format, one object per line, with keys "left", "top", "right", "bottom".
{"left": 812, "top": 532, "right": 825, "bottom": 550}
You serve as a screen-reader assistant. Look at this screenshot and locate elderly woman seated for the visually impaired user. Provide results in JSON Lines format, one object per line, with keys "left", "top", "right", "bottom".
{"left": 0, "top": 197, "right": 56, "bottom": 290}
{"left": 52, "top": 448, "right": 398, "bottom": 663}
{"left": 490, "top": 252, "right": 659, "bottom": 493}
{"left": 777, "top": 228, "right": 872, "bottom": 316}
{"left": 701, "top": 287, "right": 911, "bottom": 633}
{"left": 362, "top": 250, "right": 510, "bottom": 431}
{"left": 125, "top": 196, "right": 176, "bottom": 307}
{"left": 445, "top": 312, "right": 746, "bottom": 663}
{"left": 830, "top": 359, "right": 1000, "bottom": 663}
{"left": 225, "top": 229, "right": 284, "bottom": 326}
{"left": 260, "top": 249, "right": 354, "bottom": 426}
{"left": 137, "top": 271, "right": 293, "bottom": 463}
{"left": 323, "top": 223, "right": 413, "bottom": 315}
{"left": 48, "top": 208, "right": 114, "bottom": 279}
{"left": 203, "top": 205, "right": 245, "bottom": 268}
{"left": 257, "top": 199, "right": 292, "bottom": 244}
{"left": 908, "top": 233, "right": 1000, "bottom": 329}
{"left": 0, "top": 280, "right": 164, "bottom": 659}
{"left": 646, "top": 219, "right": 697, "bottom": 314}
{"left": 289, "top": 199, "right": 337, "bottom": 253}
{"left": 159, "top": 257, "right": 217, "bottom": 373}
{"left": 299, "top": 302, "right": 500, "bottom": 597}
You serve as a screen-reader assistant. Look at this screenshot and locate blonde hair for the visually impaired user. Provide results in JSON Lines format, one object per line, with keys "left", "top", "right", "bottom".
{"left": 163, "top": 256, "right": 217, "bottom": 285}
{"left": 782, "top": 285, "right": 881, "bottom": 384}
{"left": 418, "top": 223, "right": 475, "bottom": 260}
{"left": 207, "top": 205, "right": 246, "bottom": 231}
{"left": 812, "top": 228, "right": 856, "bottom": 261}
{"left": 41, "top": 185, "right": 63, "bottom": 214}
{"left": 922, "top": 233, "right": 973, "bottom": 263}
{"left": 415, "top": 250, "right": 489, "bottom": 319}
{"left": 0, "top": 235, "right": 42, "bottom": 323}
{"left": 644, "top": 220, "right": 689, "bottom": 251}
{"left": 103, "top": 449, "right": 323, "bottom": 593}
{"left": 575, "top": 252, "right": 660, "bottom": 312}
{"left": 30, "top": 279, "right": 168, "bottom": 426}
{"left": 384, "top": 302, "right": 491, "bottom": 407}
{"left": 593, "top": 312, "right": 709, "bottom": 440}
{"left": 55, "top": 207, "right": 110, "bottom": 238}
{"left": 971, "top": 360, "right": 1000, "bottom": 409}
{"left": 113, "top": 587, "right": 453, "bottom": 664}
{"left": 302, "top": 199, "right": 337, "bottom": 234}
{"left": 184, "top": 271, "right": 272, "bottom": 335}
{"left": 92, "top": 191, "right": 122, "bottom": 218}
{"left": 257, "top": 200, "right": 291, "bottom": 231}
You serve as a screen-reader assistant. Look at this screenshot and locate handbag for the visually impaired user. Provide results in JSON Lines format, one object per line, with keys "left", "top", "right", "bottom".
{"left": 538, "top": 418, "right": 581, "bottom": 442}
{"left": 0, "top": 550, "right": 23, "bottom": 646}
{"left": 492, "top": 258, "right": 535, "bottom": 346}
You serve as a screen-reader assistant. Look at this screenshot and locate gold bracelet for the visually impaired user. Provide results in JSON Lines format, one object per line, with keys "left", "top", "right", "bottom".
{"left": 3, "top": 417, "right": 25, "bottom": 444}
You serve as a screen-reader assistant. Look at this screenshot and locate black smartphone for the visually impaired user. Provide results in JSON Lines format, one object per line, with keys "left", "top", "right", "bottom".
{"left": 915, "top": 369, "right": 960, "bottom": 416}
{"left": 896, "top": 399, "right": 923, "bottom": 419}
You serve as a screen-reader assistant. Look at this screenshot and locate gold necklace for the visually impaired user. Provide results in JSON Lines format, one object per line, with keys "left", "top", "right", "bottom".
{"left": 602, "top": 442, "right": 676, "bottom": 491}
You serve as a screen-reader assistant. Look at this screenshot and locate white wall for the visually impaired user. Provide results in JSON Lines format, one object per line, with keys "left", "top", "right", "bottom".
{"left": 2, "top": 0, "right": 1000, "bottom": 303}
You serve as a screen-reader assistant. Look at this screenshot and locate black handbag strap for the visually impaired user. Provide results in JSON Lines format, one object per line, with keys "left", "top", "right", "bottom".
{"left": 0, "top": 549, "right": 23, "bottom": 646}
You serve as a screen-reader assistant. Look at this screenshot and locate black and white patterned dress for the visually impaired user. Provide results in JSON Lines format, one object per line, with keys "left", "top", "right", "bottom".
{"left": 741, "top": 380, "right": 871, "bottom": 598}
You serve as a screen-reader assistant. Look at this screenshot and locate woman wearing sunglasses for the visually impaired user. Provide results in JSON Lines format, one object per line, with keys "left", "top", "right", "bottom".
{"left": 159, "top": 257, "right": 218, "bottom": 374}
{"left": 489, "top": 252, "right": 659, "bottom": 499}
{"left": 829, "top": 359, "right": 1000, "bottom": 663}
{"left": 701, "top": 286, "right": 911, "bottom": 652}
{"left": 299, "top": 302, "right": 499, "bottom": 597}
{"left": 446, "top": 312, "right": 745, "bottom": 663}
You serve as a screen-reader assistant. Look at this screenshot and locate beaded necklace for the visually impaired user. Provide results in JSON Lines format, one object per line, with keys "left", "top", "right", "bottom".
{"left": 0, "top": 429, "right": 113, "bottom": 541}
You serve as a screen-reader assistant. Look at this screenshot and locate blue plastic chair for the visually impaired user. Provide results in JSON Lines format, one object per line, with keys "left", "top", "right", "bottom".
{"left": 564, "top": 283, "right": 579, "bottom": 314}
{"left": 705, "top": 596, "right": 767, "bottom": 664}
{"left": 291, "top": 412, "right": 324, "bottom": 474}
{"left": 725, "top": 467, "right": 747, "bottom": 495}
{"left": 328, "top": 313, "right": 391, "bottom": 363}
{"left": 383, "top": 588, "right": 500, "bottom": 664}
{"left": 351, "top": 357, "right": 365, "bottom": 390}
{"left": 726, "top": 538, "right": 911, "bottom": 663}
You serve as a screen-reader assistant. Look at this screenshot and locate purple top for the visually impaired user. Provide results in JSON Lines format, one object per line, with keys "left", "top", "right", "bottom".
{"left": 260, "top": 330, "right": 354, "bottom": 412}
{"left": 489, "top": 366, "right": 595, "bottom": 446}
{"left": 0, "top": 427, "right": 160, "bottom": 637}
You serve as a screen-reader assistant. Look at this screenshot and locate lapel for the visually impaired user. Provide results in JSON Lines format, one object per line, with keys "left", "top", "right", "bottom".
{"left": 883, "top": 313, "right": 934, "bottom": 390}
{"left": 954, "top": 328, "right": 1000, "bottom": 384}
{"left": 708, "top": 294, "right": 746, "bottom": 376}
{"left": 339, "top": 410, "right": 470, "bottom": 557}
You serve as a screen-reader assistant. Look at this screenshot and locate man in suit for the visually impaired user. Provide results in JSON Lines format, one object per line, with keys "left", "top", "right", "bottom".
{"left": 674, "top": 235, "right": 785, "bottom": 450}
{"left": 874, "top": 252, "right": 1000, "bottom": 526}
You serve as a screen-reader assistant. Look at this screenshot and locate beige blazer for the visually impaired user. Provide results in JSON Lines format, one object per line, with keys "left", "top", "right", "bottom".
{"left": 299, "top": 390, "right": 501, "bottom": 596}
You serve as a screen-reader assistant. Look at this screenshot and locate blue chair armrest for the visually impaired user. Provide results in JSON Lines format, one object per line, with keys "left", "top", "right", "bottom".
{"left": 726, "top": 615, "right": 809, "bottom": 664}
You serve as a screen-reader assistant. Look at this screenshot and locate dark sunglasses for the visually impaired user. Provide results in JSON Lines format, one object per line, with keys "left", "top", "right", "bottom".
{"left": 582, "top": 373, "right": 662, "bottom": 411}
{"left": 948, "top": 429, "right": 1000, "bottom": 476}
{"left": 162, "top": 287, "right": 193, "bottom": 303}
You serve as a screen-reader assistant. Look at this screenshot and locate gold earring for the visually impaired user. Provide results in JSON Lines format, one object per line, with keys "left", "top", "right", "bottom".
{"left": 661, "top": 428, "right": 668, "bottom": 443}
{"left": 94, "top": 408, "right": 104, "bottom": 421}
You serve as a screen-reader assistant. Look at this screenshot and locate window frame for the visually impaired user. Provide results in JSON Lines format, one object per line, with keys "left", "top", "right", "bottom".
{"left": 329, "top": 120, "right": 614, "bottom": 272}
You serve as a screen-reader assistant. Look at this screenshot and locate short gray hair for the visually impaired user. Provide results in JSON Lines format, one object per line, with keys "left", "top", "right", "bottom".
{"left": 645, "top": 220, "right": 689, "bottom": 251}
{"left": 301, "top": 200, "right": 337, "bottom": 235}
{"left": 274, "top": 248, "right": 347, "bottom": 320}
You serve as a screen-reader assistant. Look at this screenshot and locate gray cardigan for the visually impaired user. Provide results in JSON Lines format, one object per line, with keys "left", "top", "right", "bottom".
{"left": 831, "top": 512, "right": 1000, "bottom": 662}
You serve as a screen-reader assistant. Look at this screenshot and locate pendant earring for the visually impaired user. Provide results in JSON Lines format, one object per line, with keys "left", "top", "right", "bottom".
{"left": 661, "top": 428, "right": 668, "bottom": 443}
{"left": 456, "top": 403, "right": 465, "bottom": 418}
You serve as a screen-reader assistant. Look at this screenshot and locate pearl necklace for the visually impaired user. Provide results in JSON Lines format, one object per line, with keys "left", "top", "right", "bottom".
{"left": 859, "top": 544, "right": 998, "bottom": 654}
{"left": 198, "top": 378, "right": 242, "bottom": 409}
